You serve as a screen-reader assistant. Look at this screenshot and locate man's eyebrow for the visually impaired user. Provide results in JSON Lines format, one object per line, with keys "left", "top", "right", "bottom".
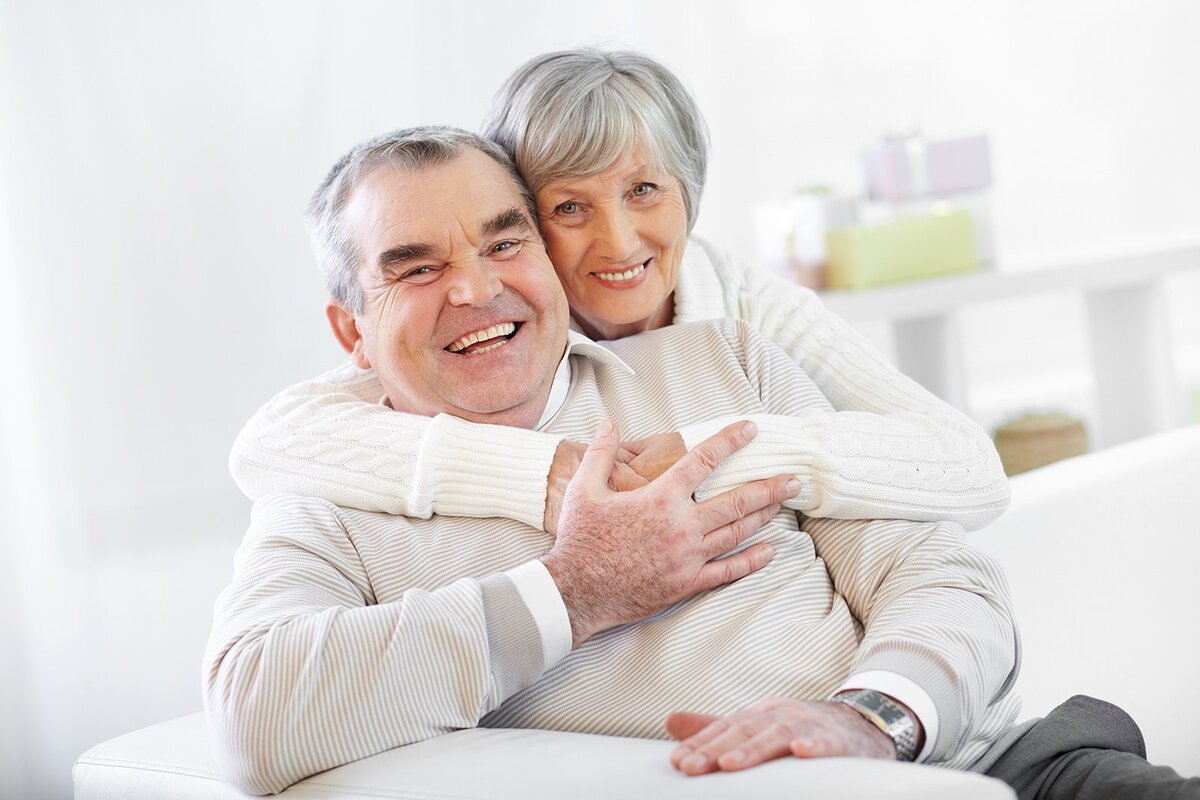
{"left": 481, "top": 207, "right": 532, "bottom": 238}
{"left": 378, "top": 242, "right": 433, "bottom": 268}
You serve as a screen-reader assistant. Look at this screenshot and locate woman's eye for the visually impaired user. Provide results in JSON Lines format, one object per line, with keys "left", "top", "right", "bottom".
{"left": 556, "top": 202, "right": 578, "bottom": 215}
{"left": 632, "top": 183, "right": 657, "bottom": 197}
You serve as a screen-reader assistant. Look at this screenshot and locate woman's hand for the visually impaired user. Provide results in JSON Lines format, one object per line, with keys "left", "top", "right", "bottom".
{"left": 617, "top": 431, "right": 688, "bottom": 484}
{"left": 544, "top": 431, "right": 687, "bottom": 534}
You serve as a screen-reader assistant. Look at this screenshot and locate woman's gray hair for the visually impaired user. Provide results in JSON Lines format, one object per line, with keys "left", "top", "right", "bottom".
{"left": 482, "top": 49, "right": 709, "bottom": 231}
{"left": 306, "top": 125, "right": 536, "bottom": 313}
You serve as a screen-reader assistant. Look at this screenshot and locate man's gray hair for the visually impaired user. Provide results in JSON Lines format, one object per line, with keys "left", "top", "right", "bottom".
{"left": 481, "top": 49, "right": 709, "bottom": 231}
{"left": 306, "top": 126, "right": 537, "bottom": 313}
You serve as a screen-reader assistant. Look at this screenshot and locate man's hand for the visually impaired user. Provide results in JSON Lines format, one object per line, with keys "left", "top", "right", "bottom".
{"left": 666, "top": 697, "right": 902, "bottom": 775}
{"left": 541, "top": 420, "right": 801, "bottom": 646}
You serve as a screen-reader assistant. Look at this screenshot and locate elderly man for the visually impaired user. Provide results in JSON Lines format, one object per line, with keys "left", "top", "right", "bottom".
{"left": 205, "top": 127, "right": 1190, "bottom": 799}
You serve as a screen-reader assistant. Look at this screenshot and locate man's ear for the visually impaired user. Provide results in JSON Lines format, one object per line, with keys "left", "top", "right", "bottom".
{"left": 326, "top": 300, "right": 371, "bottom": 370}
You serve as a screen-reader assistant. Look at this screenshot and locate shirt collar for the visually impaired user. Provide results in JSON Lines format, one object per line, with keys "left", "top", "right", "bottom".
{"left": 536, "top": 329, "right": 634, "bottom": 429}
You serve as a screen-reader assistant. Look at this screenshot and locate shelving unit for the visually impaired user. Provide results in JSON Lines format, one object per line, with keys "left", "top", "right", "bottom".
{"left": 819, "top": 239, "right": 1200, "bottom": 447}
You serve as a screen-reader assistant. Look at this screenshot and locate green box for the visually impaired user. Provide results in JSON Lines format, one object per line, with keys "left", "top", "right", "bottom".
{"left": 825, "top": 208, "right": 980, "bottom": 289}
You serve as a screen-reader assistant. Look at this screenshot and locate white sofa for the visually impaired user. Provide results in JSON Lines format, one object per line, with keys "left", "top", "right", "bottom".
{"left": 73, "top": 426, "right": 1200, "bottom": 798}
{"left": 971, "top": 423, "right": 1200, "bottom": 777}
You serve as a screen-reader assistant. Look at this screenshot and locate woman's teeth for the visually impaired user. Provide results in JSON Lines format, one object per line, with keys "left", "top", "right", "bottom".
{"left": 447, "top": 322, "right": 516, "bottom": 353}
{"left": 595, "top": 263, "right": 646, "bottom": 282}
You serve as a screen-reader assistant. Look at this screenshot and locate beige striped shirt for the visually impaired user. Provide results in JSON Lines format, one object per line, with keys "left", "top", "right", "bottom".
{"left": 204, "top": 319, "right": 1021, "bottom": 795}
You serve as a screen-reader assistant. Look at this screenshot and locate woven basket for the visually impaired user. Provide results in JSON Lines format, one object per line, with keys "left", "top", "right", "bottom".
{"left": 993, "top": 412, "right": 1088, "bottom": 476}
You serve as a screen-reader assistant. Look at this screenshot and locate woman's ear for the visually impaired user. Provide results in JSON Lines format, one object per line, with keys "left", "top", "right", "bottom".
{"left": 326, "top": 300, "right": 371, "bottom": 370}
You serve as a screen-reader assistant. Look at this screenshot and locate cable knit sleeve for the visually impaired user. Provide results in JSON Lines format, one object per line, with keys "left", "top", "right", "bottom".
{"left": 681, "top": 240, "right": 1009, "bottom": 530}
{"left": 228, "top": 362, "right": 562, "bottom": 529}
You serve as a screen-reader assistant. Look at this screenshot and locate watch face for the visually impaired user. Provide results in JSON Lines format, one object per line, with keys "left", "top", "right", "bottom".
{"left": 875, "top": 700, "right": 907, "bottom": 726}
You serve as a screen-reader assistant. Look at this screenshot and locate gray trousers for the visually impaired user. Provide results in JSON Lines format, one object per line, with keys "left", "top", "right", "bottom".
{"left": 985, "top": 695, "right": 1200, "bottom": 800}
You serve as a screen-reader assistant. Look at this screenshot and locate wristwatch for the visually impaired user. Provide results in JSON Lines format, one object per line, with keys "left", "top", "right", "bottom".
{"left": 832, "top": 689, "right": 920, "bottom": 762}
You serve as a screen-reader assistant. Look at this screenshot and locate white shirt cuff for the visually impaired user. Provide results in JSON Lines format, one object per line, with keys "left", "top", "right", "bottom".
{"left": 834, "top": 670, "right": 939, "bottom": 763}
{"left": 504, "top": 560, "right": 573, "bottom": 671}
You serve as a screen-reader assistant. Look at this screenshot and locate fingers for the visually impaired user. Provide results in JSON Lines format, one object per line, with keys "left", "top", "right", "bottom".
{"left": 790, "top": 733, "right": 838, "bottom": 759}
{"left": 608, "top": 461, "right": 649, "bottom": 492}
{"left": 572, "top": 421, "right": 619, "bottom": 491}
{"left": 701, "top": 503, "right": 781, "bottom": 559}
{"left": 665, "top": 711, "right": 718, "bottom": 741}
{"left": 692, "top": 542, "right": 774, "bottom": 593}
{"left": 694, "top": 474, "right": 801, "bottom": 535}
{"left": 671, "top": 716, "right": 792, "bottom": 776}
{"left": 662, "top": 421, "right": 757, "bottom": 494}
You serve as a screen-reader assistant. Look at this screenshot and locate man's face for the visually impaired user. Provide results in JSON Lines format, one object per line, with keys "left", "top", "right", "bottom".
{"left": 332, "top": 148, "right": 570, "bottom": 429}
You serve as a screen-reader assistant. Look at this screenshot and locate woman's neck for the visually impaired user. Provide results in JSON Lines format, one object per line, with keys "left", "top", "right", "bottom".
{"left": 575, "top": 294, "right": 675, "bottom": 341}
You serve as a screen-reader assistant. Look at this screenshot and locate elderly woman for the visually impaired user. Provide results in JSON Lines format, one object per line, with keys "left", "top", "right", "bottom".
{"left": 230, "top": 49, "right": 1008, "bottom": 534}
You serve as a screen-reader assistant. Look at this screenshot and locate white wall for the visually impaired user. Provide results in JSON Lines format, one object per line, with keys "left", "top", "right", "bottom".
{"left": 2, "top": 1, "right": 1199, "bottom": 797}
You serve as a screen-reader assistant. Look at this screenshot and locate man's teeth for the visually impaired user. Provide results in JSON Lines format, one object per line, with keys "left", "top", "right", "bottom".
{"left": 595, "top": 263, "right": 646, "bottom": 282}
{"left": 447, "top": 322, "right": 516, "bottom": 353}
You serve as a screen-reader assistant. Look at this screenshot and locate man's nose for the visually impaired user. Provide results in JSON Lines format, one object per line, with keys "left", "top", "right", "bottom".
{"left": 446, "top": 258, "right": 503, "bottom": 307}
{"left": 593, "top": 204, "right": 640, "bottom": 262}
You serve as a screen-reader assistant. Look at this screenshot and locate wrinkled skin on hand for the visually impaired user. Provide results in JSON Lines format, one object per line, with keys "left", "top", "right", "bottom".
{"left": 541, "top": 421, "right": 801, "bottom": 646}
{"left": 667, "top": 697, "right": 903, "bottom": 776}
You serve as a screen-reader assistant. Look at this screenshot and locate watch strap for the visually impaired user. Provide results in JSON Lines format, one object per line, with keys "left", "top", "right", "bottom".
{"left": 832, "top": 689, "right": 920, "bottom": 761}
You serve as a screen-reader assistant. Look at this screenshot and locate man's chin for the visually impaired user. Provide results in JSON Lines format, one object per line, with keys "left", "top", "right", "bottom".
{"left": 450, "top": 397, "right": 546, "bottom": 430}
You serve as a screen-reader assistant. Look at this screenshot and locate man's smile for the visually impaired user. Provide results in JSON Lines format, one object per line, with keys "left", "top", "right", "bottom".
{"left": 445, "top": 321, "right": 521, "bottom": 354}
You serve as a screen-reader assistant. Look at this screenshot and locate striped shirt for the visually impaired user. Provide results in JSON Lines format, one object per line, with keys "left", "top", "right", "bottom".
{"left": 204, "top": 319, "right": 1021, "bottom": 795}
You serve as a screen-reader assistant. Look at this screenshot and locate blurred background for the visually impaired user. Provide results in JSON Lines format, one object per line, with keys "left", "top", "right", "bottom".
{"left": 1, "top": 1, "right": 1198, "bottom": 797}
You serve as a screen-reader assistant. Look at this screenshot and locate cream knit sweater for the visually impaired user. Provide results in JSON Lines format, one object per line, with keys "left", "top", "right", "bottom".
{"left": 229, "top": 237, "right": 1009, "bottom": 530}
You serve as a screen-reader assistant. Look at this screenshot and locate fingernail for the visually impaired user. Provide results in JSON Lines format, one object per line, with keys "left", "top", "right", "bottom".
{"left": 726, "top": 748, "right": 746, "bottom": 764}
{"left": 682, "top": 753, "right": 707, "bottom": 771}
{"left": 741, "top": 421, "right": 758, "bottom": 440}
{"left": 785, "top": 478, "right": 801, "bottom": 495}
{"left": 595, "top": 421, "right": 613, "bottom": 437}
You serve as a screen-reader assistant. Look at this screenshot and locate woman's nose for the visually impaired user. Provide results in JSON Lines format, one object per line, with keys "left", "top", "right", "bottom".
{"left": 593, "top": 205, "right": 640, "bottom": 261}
{"left": 447, "top": 259, "right": 503, "bottom": 307}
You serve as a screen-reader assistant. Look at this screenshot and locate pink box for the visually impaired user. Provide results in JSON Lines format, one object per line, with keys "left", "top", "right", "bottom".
{"left": 864, "top": 134, "right": 992, "bottom": 201}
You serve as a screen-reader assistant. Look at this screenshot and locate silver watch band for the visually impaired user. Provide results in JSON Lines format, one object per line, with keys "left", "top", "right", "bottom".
{"left": 832, "top": 689, "right": 920, "bottom": 762}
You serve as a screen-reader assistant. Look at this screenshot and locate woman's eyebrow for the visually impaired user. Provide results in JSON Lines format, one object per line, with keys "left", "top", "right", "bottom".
{"left": 481, "top": 207, "right": 532, "bottom": 237}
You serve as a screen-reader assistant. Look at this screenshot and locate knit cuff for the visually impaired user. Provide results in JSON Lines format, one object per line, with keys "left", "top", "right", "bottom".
{"left": 422, "top": 414, "right": 562, "bottom": 530}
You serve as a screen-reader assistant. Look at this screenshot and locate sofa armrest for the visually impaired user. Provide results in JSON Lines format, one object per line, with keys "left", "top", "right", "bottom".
{"left": 972, "top": 425, "right": 1200, "bottom": 776}
{"left": 74, "top": 713, "right": 1015, "bottom": 799}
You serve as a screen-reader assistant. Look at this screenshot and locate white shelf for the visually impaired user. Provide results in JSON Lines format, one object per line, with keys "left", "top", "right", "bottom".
{"left": 819, "top": 239, "right": 1200, "bottom": 322}
{"left": 816, "top": 239, "right": 1200, "bottom": 447}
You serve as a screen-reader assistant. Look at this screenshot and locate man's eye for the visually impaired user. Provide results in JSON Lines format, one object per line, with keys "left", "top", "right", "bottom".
{"left": 556, "top": 202, "right": 579, "bottom": 215}
{"left": 491, "top": 240, "right": 519, "bottom": 254}
{"left": 399, "top": 266, "right": 439, "bottom": 284}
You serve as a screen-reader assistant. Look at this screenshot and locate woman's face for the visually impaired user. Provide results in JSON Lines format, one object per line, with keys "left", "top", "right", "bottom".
{"left": 534, "top": 150, "right": 688, "bottom": 341}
